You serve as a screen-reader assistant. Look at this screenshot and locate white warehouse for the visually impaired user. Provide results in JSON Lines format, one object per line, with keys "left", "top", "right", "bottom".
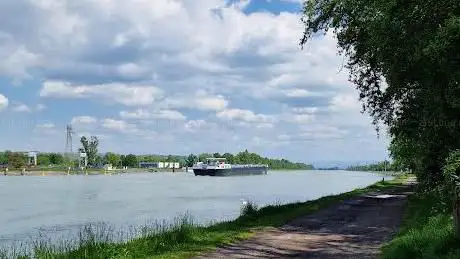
{"left": 138, "top": 161, "right": 180, "bottom": 169}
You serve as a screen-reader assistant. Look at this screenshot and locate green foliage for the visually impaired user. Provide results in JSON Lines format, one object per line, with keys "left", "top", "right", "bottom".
{"left": 240, "top": 201, "right": 258, "bottom": 217}
{"left": 136, "top": 150, "right": 313, "bottom": 170}
{"left": 381, "top": 192, "right": 460, "bottom": 259}
{"left": 443, "top": 150, "right": 460, "bottom": 192}
{"left": 222, "top": 152, "right": 234, "bottom": 164}
{"left": 198, "top": 153, "right": 212, "bottom": 162}
{"left": 228, "top": 150, "right": 313, "bottom": 170}
{"left": 301, "top": 0, "right": 460, "bottom": 188}
{"left": 185, "top": 154, "right": 198, "bottom": 167}
{"left": 439, "top": 150, "right": 460, "bottom": 211}
{"left": 103, "top": 152, "right": 121, "bottom": 167}
{"left": 122, "top": 154, "right": 138, "bottom": 167}
{"left": 347, "top": 160, "right": 403, "bottom": 172}
{"left": 94, "top": 154, "right": 103, "bottom": 167}
{"left": 7, "top": 152, "right": 26, "bottom": 169}
{"left": 80, "top": 136, "right": 99, "bottom": 167}
{"left": 36, "top": 154, "right": 50, "bottom": 166}
{"left": 0, "top": 150, "right": 310, "bottom": 170}
{"left": 137, "top": 154, "right": 182, "bottom": 163}
{"left": 48, "top": 153, "right": 64, "bottom": 165}
{"left": 0, "top": 151, "right": 8, "bottom": 164}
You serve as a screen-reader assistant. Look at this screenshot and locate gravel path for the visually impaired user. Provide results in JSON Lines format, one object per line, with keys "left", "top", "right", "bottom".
{"left": 195, "top": 178, "right": 416, "bottom": 259}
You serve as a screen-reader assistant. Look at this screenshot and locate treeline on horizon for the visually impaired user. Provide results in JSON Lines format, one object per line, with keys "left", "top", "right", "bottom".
{"left": 346, "top": 161, "right": 406, "bottom": 172}
{"left": 0, "top": 149, "right": 313, "bottom": 170}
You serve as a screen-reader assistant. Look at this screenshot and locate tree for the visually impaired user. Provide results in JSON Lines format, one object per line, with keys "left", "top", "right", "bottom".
{"left": 198, "top": 153, "right": 212, "bottom": 162}
{"left": 123, "top": 154, "right": 138, "bottom": 168}
{"left": 37, "top": 153, "right": 51, "bottom": 166}
{"left": 0, "top": 152, "right": 8, "bottom": 165}
{"left": 301, "top": 0, "right": 460, "bottom": 234}
{"left": 48, "top": 153, "right": 64, "bottom": 165}
{"left": 222, "top": 153, "right": 234, "bottom": 164}
{"left": 185, "top": 154, "right": 198, "bottom": 167}
{"left": 120, "top": 155, "right": 125, "bottom": 167}
{"left": 104, "top": 152, "right": 121, "bottom": 167}
{"left": 8, "top": 152, "right": 26, "bottom": 169}
{"left": 301, "top": 0, "right": 460, "bottom": 187}
{"left": 80, "top": 136, "right": 99, "bottom": 167}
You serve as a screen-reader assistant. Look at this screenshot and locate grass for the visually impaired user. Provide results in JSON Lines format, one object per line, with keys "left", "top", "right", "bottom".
{"left": 381, "top": 188, "right": 460, "bottom": 259}
{"left": 1, "top": 174, "right": 411, "bottom": 259}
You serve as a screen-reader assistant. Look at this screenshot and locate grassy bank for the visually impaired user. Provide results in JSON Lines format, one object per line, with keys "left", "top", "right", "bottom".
{"left": 381, "top": 188, "right": 460, "bottom": 259}
{"left": 1, "top": 174, "right": 411, "bottom": 259}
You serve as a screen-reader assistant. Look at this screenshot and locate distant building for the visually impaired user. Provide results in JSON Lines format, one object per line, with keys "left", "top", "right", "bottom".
{"left": 139, "top": 162, "right": 157, "bottom": 168}
{"left": 103, "top": 164, "right": 114, "bottom": 171}
{"left": 171, "top": 162, "right": 180, "bottom": 169}
{"left": 138, "top": 161, "right": 180, "bottom": 169}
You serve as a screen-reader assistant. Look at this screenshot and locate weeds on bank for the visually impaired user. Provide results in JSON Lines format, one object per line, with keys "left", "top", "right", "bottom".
{"left": 381, "top": 191, "right": 460, "bottom": 259}
{"left": 1, "top": 174, "right": 410, "bottom": 259}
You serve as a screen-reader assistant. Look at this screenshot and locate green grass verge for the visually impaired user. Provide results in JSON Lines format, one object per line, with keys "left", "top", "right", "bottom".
{"left": 1, "top": 174, "right": 411, "bottom": 259}
{"left": 381, "top": 187, "right": 460, "bottom": 259}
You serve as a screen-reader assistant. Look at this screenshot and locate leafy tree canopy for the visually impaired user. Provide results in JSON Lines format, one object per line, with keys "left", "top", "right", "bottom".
{"left": 301, "top": 0, "right": 460, "bottom": 186}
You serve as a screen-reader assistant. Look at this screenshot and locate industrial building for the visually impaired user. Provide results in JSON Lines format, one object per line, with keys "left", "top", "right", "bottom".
{"left": 138, "top": 161, "right": 180, "bottom": 169}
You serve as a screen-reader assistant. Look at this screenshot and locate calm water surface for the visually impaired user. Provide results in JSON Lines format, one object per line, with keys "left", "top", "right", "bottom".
{"left": 0, "top": 170, "right": 390, "bottom": 245}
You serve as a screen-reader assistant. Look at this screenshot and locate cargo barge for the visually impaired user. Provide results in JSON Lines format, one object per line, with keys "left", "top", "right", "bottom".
{"left": 192, "top": 158, "right": 268, "bottom": 176}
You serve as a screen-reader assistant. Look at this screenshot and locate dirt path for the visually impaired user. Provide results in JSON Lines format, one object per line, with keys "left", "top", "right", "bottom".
{"left": 195, "top": 178, "right": 417, "bottom": 259}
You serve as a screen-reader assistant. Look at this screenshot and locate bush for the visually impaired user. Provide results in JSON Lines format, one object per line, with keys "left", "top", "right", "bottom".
{"left": 240, "top": 200, "right": 258, "bottom": 217}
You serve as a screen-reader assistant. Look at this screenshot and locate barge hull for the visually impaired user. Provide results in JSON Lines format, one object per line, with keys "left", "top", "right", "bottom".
{"left": 193, "top": 167, "right": 268, "bottom": 176}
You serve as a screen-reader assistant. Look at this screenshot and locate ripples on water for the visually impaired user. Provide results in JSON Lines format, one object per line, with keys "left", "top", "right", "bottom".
{"left": 0, "top": 170, "right": 391, "bottom": 249}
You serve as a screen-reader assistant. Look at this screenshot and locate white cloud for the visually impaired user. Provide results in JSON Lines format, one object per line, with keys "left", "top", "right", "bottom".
{"left": 101, "top": 118, "right": 138, "bottom": 133}
{"left": 164, "top": 91, "right": 229, "bottom": 111}
{"left": 120, "top": 109, "right": 186, "bottom": 120}
{"left": 184, "top": 120, "right": 207, "bottom": 132}
{"left": 0, "top": 95, "right": 9, "bottom": 111}
{"left": 40, "top": 81, "right": 164, "bottom": 106}
{"left": 292, "top": 107, "right": 318, "bottom": 114}
{"left": 36, "top": 123, "right": 55, "bottom": 129}
{"left": 0, "top": 32, "right": 41, "bottom": 82}
{"left": 11, "top": 103, "right": 48, "bottom": 113}
{"left": 12, "top": 104, "right": 32, "bottom": 113}
{"left": 216, "top": 108, "right": 274, "bottom": 124}
{"left": 282, "top": 89, "right": 315, "bottom": 97}
{"left": 276, "top": 124, "right": 349, "bottom": 143}
{"left": 280, "top": 113, "right": 315, "bottom": 124}
{"left": 36, "top": 104, "right": 47, "bottom": 111}
{"left": 329, "top": 93, "right": 361, "bottom": 112}
{"left": 0, "top": 0, "right": 388, "bottom": 162}
{"left": 71, "top": 116, "right": 98, "bottom": 125}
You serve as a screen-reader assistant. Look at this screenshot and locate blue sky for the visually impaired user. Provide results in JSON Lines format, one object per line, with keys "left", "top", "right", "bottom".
{"left": 0, "top": 0, "right": 389, "bottom": 165}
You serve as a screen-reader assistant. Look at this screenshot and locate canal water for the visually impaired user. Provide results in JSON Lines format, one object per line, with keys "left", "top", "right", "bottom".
{"left": 0, "top": 170, "right": 390, "bottom": 247}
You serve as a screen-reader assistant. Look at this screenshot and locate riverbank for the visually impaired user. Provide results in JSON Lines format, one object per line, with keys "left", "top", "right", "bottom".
{"left": 0, "top": 173, "right": 412, "bottom": 258}
{"left": 0, "top": 168, "right": 188, "bottom": 176}
{"left": 196, "top": 175, "right": 416, "bottom": 258}
{"left": 380, "top": 185, "right": 460, "bottom": 258}
{"left": 0, "top": 168, "right": 318, "bottom": 176}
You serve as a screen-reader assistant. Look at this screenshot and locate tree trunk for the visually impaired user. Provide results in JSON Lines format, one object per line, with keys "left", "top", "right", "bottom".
{"left": 454, "top": 193, "right": 460, "bottom": 236}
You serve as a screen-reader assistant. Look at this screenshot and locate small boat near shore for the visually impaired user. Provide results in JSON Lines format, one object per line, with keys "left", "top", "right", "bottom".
{"left": 192, "top": 157, "right": 268, "bottom": 177}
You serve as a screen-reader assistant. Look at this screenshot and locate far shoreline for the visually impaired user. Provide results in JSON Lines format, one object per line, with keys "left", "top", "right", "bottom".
{"left": 0, "top": 168, "right": 395, "bottom": 177}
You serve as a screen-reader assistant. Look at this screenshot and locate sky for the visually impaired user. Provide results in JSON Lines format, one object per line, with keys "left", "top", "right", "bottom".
{"left": 0, "top": 0, "right": 390, "bottom": 165}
